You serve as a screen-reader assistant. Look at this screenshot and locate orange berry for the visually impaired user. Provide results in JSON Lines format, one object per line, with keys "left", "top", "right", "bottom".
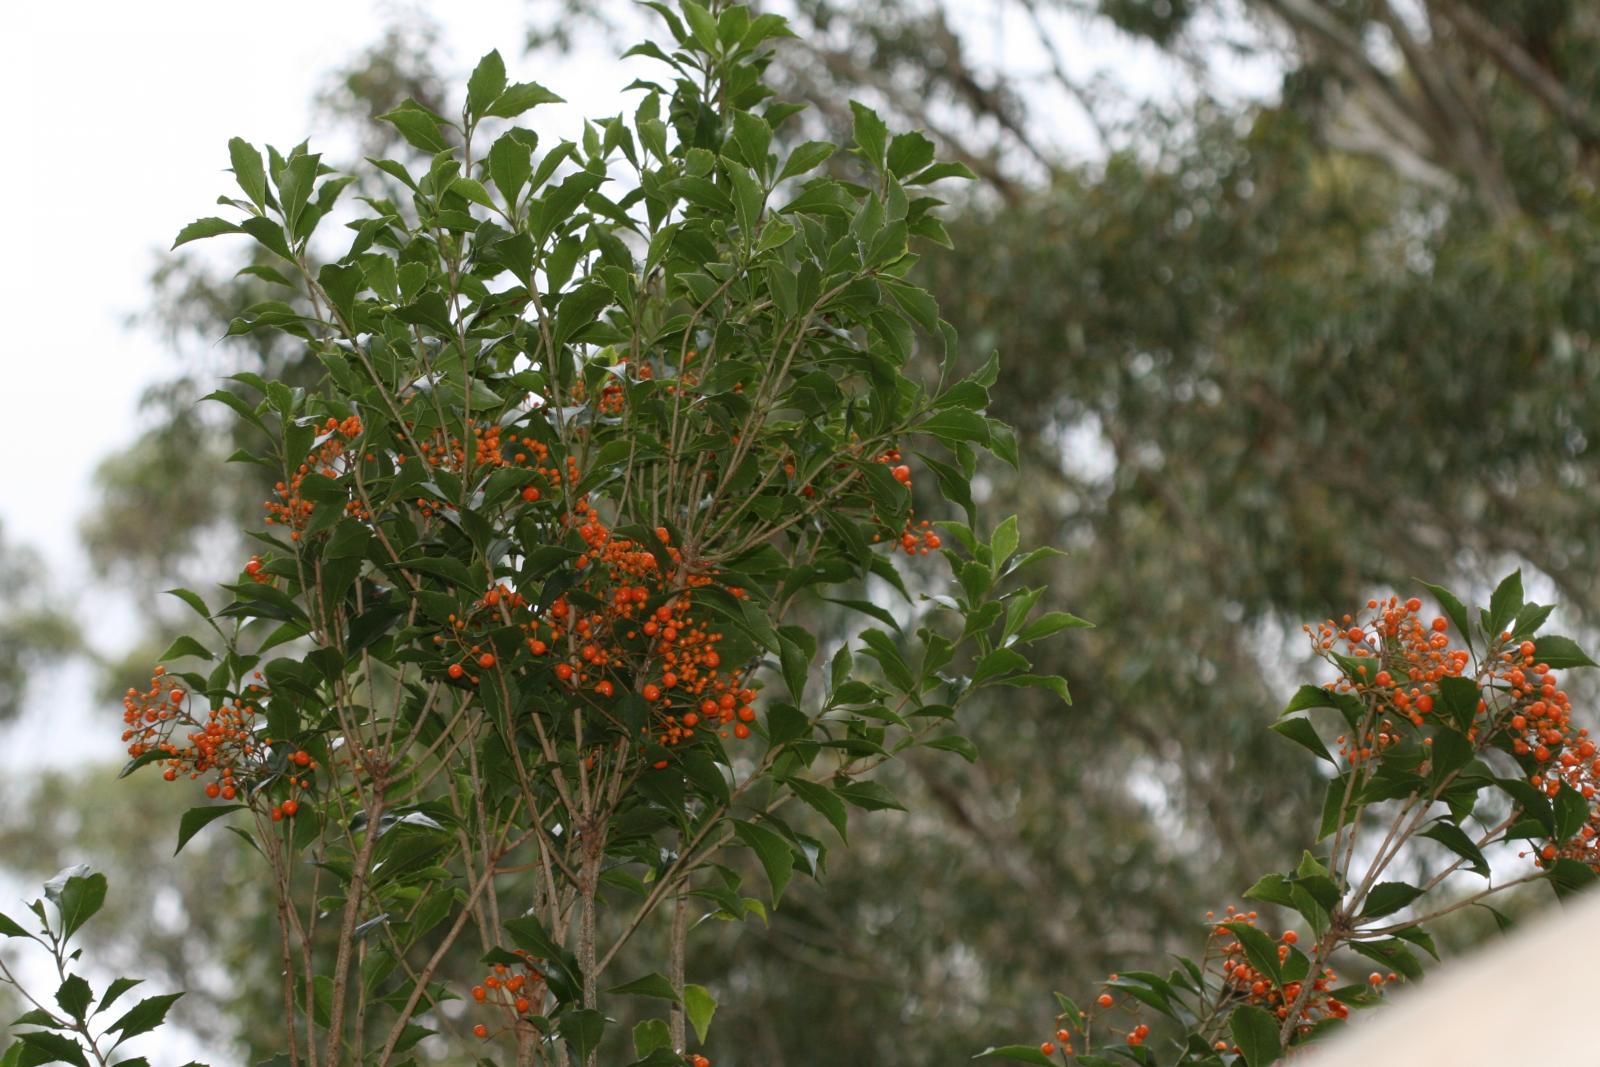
{"left": 478, "top": 652, "right": 496, "bottom": 669}
{"left": 521, "top": 486, "right": 541, "bottom": 502}
{"left": 473, "top": 1023, "right": 488, "bottom": 1039}
{"left": 1096, "top": 994, "right": 1113, "bottom": 1008}
{"left": 448, "top": 663, "right": 465, "bottom": 679}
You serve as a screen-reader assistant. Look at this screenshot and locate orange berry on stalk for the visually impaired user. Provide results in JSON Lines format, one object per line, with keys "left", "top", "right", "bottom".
{"left": 473, "top": 1024, "right": 488, "bottom": 1039}
{"left": 1432, "top": 617, "right": 1448, "bottom": 632}
{"left": 478, "top": 652, "right": 496, "bottom": 669}
{"left": 521, "top": 486, "right": 541, "bottom": 502}
{"left": 528, "top": 638, "right": 547, "bottom": 655}
{"left": 555, "top": 663, "right": 574, "bottom": 681}
{"left": 596, "top": 680, "right": 615, "bottom": 698}
{"left": 1056, "top": 1029, "right": 1071, "bottom": 1042}
{"left": 448, "top": 663, "right": 465, "bottom": 679}
{"left": 891, "top": 464, "right": 912, "bottom": 484}
{"left": 642, "top": 683, "right": 661, "bottom": 702}
{"left": 733, "top": 723, "right": 750, "bottom": 739}
{"left": 281, "top": 799, "right": 299, "bottom": 817}
{"left": 1096, "top": 994, "right": 1113, "bottom": 1008}
{"left": 1282, "top": 930, "right": 1298, "bottom": 944}
{"left": 515, "top": 996, "right": 530, "bottom": 1012}
{"left": 205, "top": 782, "right": 221, "bottom": 799}
{"left": 472, "top": 986, "right": 486, "bottom": 1002}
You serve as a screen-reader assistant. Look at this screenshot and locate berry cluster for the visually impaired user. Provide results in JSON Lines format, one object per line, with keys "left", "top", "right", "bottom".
{"left": 871, "top": 450, "right": 942, "bottom": 556}
{"left": 264, "top": 415, "right": 367, "bottom": 538}
{"left": 1206, "top": 909, "right": 1348, "bottom": 1035}
{"left": 121, "top": 666, "right": 314, "bottom": 817}
{"left": 1307, "top": 595, "right": 1600, "bottom": 872}
{"left": 468, "top": 953, "right": 547, "bottom": 1039}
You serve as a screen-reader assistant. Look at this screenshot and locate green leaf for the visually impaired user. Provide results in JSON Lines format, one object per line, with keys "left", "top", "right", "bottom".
{"left": 157, "top": 635, "right": 212, "bottom": 663}
{"left": 172, "top": 217, "right": 240, "bottom": 249}
{"left": 887, "top": 131, "right": 936, "bottom": 178}
{"left": 558, "top": 1009, "right": 605, "bottom": 1061}
{"left": 1436, "top": 676, "right": 1480, "bottom": 732}
{"left": 107, "top": 993, "right": 182, "bottom": 1044}
{"left": 488, "top": 132, "right": 533, "bottom": 202}
{"left": 1548, "top": 857, "right": 1597, "bottom": 900}
{"left": 317, "top": 262, "right": 363, "bottom": 326}
{"left": 16, "top": 1032, "right": 89, "bottom": 1067}
{"left": 467, "top": 50, "right": 508, "bottom": 116}
{"left": 1017, "top": 612, "right": 1093, "bottom": 642}
{"left": 1270, "top": 717, "right": 1332, "bottom": 762}
{"left": 1419, "top": 820, "right": 1489, "bottom": 877}
{"left": 47, "top": 871, "right": 106, "bottom": 942}
{"left": 1348, "top": 938, "right": 1422, "bottom": 980}
{"left": 1223, "top": 921, "right": 1281, "bottom": 985}
{"left": 1531, "top": 635, "right": 1597, "bottom": 670}
{"left": 924, "top": 734, "right": 979, "bottom": 763}
{"left": 1228, "top": 1005, "right": 1281, "bottom": 1066}
{"left": 683, "top": 984, "right": 717, "bottom": 1044}
{"left": 681, "top": 0, "right": 719, "bottom": 50}
{"left": 378, "top": 103, "right": 449, "bottom": 153}
{"left": 228, "top": 138, "right": 268, "bottom": 207}
{"left": 1487, "top": 570, "right": 1523, "bottom": 635}
{"left": 175, "top": 805, "right": 245, "bottom": 856}
{"left": 633, "top": 1019, "right": 672, "bottom": 1057}
{"left": 784, "top": 777, "right": 849, "bottom": 843}
{"left": 54, "top": 976, "right": 91, "bottom": 1022}
{"left": 972, "top": 1047, "right": 1055, "bottom": 1066}
{"left": 608, "top": 973, "right": 679, "bottom": 1001}
{"left": 733, "top": 821, "right": 794, "bottom": 905}
{"left": 96, "top": 979, "right": 143, "bottom": 1015}
{"left": 994, "top": 674, "right": 1072, "bottom": 705}
{"left": 1281, "top": 684, "right": 1360, "bottom": 722}
{"left": 1554, "top": 783, "right": 1589, "bottom": 841}
{"left": 779, "top": 140, "right": 835, "bottom": 182}
{"left": 0, "top": 912, "right": 33, "bottom": 938}
{"left": 486, "top": 82, "right": 564, "bottom": 119}
{"left": 1357, "top": 881, "right": 1421, "bottom": 920}
{"left": 1242, "top": 873, "right": 1294, "bottom": 908}
{"left": 848, "top": 101, "right": 889, "bottom": 169}
{"left": 919, "top": 408, "right": 990, "bottom": 445}
{"left": 1417, "top": 580, "right": 1471, "bottom": 644}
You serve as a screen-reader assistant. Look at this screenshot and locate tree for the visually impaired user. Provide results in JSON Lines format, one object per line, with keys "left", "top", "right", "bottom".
{"left": 37, "top": 6, "right": 1069, "bottom": 1065}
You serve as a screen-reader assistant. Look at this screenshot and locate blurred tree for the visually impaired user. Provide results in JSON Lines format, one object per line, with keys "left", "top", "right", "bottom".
{"left": 0, "top": 522, "right": 78, "bottom": 722}
{"left": 40, "top": 1, "right": 1600, "bottom": 1063}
